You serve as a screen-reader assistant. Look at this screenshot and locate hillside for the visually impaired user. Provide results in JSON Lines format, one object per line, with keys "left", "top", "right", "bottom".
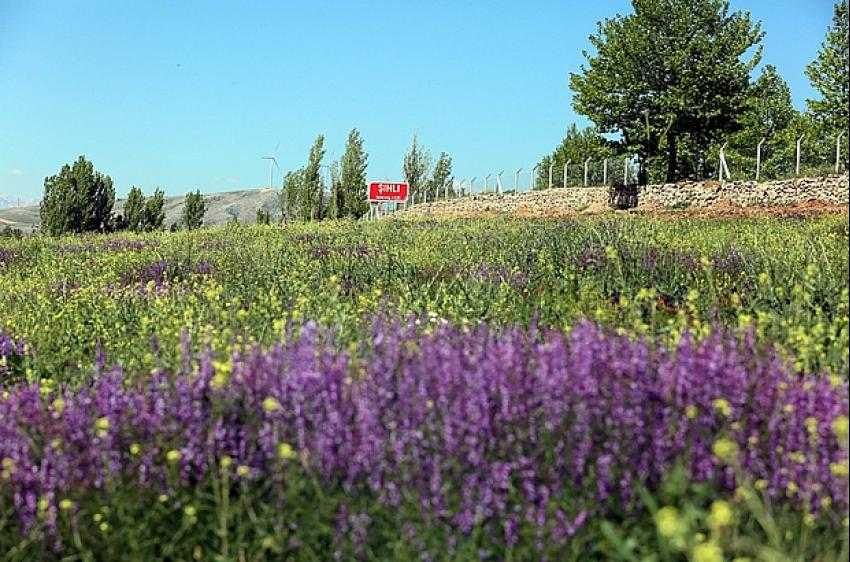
{"left": 0, "top": 188, "right": 279, "bottom": 232}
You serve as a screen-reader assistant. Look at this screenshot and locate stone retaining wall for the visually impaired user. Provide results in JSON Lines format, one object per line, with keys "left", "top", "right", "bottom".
{"left": 396, "top": 175, "right": 848, "bottom": 217}
{"left": 639, "top": 175, "right": 849, "bottom": 208}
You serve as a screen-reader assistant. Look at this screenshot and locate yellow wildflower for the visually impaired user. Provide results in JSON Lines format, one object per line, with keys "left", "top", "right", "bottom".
{"left": 712, "top": 438, "right": 739, "bottom": 464}
{"left": 165, "top": 449, "right": 182, "bottom": 464}
{"left": 685, "top": 405, "right": 698, "bottom": 419}
{"left": 236, "top": 465, "right": 251, "bottom": 477}
{"left": 94, "top": 417, "right": 110, "bottom": 436}
{"left": 692, "top": 541, "right": 723, "bottom": 562}
{"left": 51, "top": 398, "right": 65, "bottom": 415}
{"left": 59, "top": 499, "right": 74, "bottom": 511}
{"left": 788, "top": 451, "right": 806, "bottom": 464}
{"left": 707, "top": 500, "right": 734, "bottom": 529}
{"left": 805, "top": 417, "right": 819, "bottom": 436}
{"left": 655, "top": 506, "right": 683, "bottom": 538}
{"left": 832, "top": 415, "right": 849, "bottom": 442}
{"left": 277, "top": 442, "right": 297, "bottom": 461}
{"left": 220, "top": 456, "right": 233, "bottom": 469}
{"left": 262, "top": 396, "right": 281, "bottom": 413}
{"left": 830, "top": 460, "right": 849, "bottom": 477}
{"left": 712, "top": 398, "right": 732, "bottom": 417}
{"left": 129, "top": 443, "right": 141, "bottom": 456}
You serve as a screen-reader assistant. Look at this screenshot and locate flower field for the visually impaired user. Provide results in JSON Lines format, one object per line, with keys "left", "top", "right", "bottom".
{"left": 1, "top": 216, "right": 848, "bottom": 560}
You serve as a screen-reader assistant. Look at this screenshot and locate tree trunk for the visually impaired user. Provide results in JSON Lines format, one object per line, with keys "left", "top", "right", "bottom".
{"left": 666, "top": 132, "right": 678, "bottom": 182}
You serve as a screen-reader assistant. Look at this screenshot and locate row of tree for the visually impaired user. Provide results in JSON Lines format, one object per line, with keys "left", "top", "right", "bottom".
{"left": 537, "top": 0, "right": 848, "bottom": 186}
{"left": 280, "top": 129, "right": 454, "bottom": 220}
{"left": 39, "top": 156, "right": 207, "bottom": 236}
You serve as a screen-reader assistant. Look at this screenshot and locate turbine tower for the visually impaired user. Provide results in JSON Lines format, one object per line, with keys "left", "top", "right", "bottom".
{"left": 262, "top": 142, "right": 281, "bottom": 189}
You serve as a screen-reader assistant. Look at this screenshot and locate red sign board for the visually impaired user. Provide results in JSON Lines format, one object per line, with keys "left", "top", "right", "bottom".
{"left": 368, "top": 181, "right": 409, "bottom": 202}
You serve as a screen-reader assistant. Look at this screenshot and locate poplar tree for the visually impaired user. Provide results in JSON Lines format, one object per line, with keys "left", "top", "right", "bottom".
{"left": 124, "top": 187, "right": 145, "bottom": 231}
{"left": 181, "top": 190, "right": 206, "bottom": 230}
{"left": 142, "top": 189, "right": 166, "bottom": 231}
{"left": 339, "top": 129, "right": 369, "bottom": 218}
{"left": 403, "top": 135, "right": 431, "bottom": 202}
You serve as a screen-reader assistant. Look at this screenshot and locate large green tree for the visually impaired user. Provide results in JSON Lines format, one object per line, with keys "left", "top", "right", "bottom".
{"left": 403, "top": 135, "right": 431, "bottom": 202}
{"left": 40, "top": 156, "right": 115, "bottom": 236}
{"left": 338, "top": 129, "right": 369, "bottom": 218}
{"left": 805, "top": 0, "right": 849, "bottom": 168}
{"left": 570, "top": 0, "right": 764, "bottom": 182}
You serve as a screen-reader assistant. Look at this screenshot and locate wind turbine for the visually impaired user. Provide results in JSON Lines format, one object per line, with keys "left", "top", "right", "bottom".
{"left": 262, "top": 142, "right": 281, "bottom": 189}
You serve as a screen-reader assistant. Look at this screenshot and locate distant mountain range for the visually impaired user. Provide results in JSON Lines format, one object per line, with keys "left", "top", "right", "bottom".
{"left": 0, "top": 188, "right": 279, "bottom": 232}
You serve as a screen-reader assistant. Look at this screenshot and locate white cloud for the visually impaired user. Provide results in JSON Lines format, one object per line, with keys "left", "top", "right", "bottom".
{"left": 9, "top": 168, "right": 24, "bottom": 176}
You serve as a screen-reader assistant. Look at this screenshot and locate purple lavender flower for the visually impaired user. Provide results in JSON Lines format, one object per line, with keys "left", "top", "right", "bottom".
{"left": 0, "top": 317, "right": 846, "bottom": 549}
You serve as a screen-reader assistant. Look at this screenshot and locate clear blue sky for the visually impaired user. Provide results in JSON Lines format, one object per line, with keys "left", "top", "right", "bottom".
{"left": 0, "top": 0, "right": 837, "bottom": 199}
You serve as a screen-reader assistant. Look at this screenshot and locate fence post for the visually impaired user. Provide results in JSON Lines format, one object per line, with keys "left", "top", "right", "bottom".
{"left": 756, "top": 138, "right": 765, "bottom": 182}
{"left": 548, "top": 163, "right": 554, "bottom": 189}
{"left": 514, "top": 168, "right": 522, "bottom": 191}
{"left": 584, "top": 157, "right": 591, "bottom": 187}
{"left": 624, "top": 156, "right": 629, "bottom": 184}
{"left": 718, "top": 142, "right": 731, "bottom": 182}
{"left": 563, "top": 160, "right": 570, "bottom": 188}
{"left": 530, "top": 164, "right": 539, "bottom": 192}
{"left": 796, "top": 135, "right": 804, "bottom": 176}
{"left": 484, "top": 174, "right": 491, "bottom": 192}
{"left": 603, "top": 158, "right": 608, "bottom": 185}
{"left": 837, "top": 132, "right": 845, "bottom": 174}
{"left": 496, "top": 171, "right": 504, "bottom": 194}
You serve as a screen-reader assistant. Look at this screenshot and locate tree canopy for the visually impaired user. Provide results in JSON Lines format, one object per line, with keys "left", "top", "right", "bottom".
{"left": 570, "top": 0, "right": 764, "bottom": 181}
{"left": 40, "top": 156, "right": 115, "bottom": 236}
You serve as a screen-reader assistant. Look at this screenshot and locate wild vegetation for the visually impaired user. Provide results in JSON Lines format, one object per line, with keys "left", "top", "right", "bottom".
{"left": 0, "top": 215, "right": 847, "bottom": 559}
{"left": 2, "top": 1, "right": 848, "bottom": 560}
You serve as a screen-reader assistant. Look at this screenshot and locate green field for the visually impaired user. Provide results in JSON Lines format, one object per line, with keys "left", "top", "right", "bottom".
{"left": 0, "top": 216, "right": 848, "bottom": 560}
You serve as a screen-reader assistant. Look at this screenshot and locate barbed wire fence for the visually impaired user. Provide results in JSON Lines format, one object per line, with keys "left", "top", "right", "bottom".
{"left": 398, "top": 131, "right": 847, "bottom": 208}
